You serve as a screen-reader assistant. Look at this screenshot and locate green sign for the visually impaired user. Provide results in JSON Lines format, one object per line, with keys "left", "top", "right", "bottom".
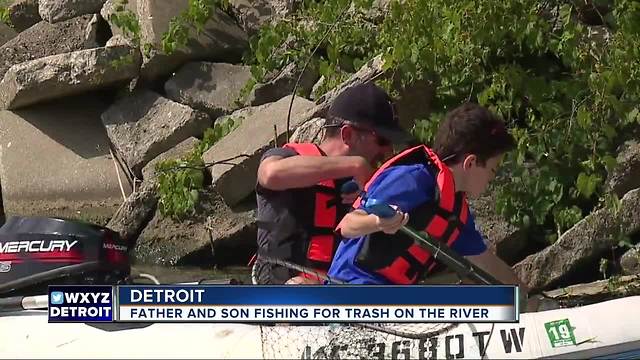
{"left": 545, "top": 319, "right": 576, "bottom": 348}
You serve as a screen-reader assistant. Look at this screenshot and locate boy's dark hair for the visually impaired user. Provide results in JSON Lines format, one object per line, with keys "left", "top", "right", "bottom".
{"left": 433, "top": 103, "right": 516, "bottom": 165}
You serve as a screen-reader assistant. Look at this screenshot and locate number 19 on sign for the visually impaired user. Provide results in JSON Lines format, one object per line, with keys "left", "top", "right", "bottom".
{"left": 545, "top": 319, "right": 576, "bottom": 348}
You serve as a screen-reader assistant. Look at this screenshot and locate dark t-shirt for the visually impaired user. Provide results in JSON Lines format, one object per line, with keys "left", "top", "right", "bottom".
{"left": 255, "top": 147, "right": 299, "bottom": 251}
{"left": 254, "top": 147, "right": 351, "bottom": 284}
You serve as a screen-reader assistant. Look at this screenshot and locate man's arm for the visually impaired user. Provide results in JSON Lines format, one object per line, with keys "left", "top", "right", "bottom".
{"left": 257, "top": 155, "right": 372, "bottom": 191}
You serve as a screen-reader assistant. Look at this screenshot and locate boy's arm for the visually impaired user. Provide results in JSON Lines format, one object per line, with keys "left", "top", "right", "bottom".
{"left": 337, "top": 165, "right": 432, "bottom": 238}
{"left": 337, "top": 208, "right": 409, "bottom": 238}
{"left": 258, "top": 155, "right": 373, "bottom": 191}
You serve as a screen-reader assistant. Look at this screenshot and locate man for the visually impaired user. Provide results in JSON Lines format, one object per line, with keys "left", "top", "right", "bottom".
{"left": 328, "top": 102, "right": 537, "bottom": 308}
{"left": 252, "top": 82, "right": 413, "bottom": 285}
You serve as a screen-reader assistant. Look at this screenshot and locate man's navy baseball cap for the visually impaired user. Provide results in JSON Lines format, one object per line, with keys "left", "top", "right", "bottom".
{"left": 326, "top": 82, "right": 414, "bottom": 144}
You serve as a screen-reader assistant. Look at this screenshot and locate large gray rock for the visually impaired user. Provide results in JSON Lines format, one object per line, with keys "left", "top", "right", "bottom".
{"left": 469, "top": 192, "right": 525, "bottom": 265}
{"left": 102, "top": 0, "right": 248, "bottom": 80}
{"left": 0, "top": 44, "right": 141, "bottom": 110}
{"left": 110, "top": 137, "right": 202, "bottom": 244}
{"left": 7, "top": 0, "right": 41, "bottom": 32}
{"left": 289, "top": 117, "right": 325, "bottom": 145}
{"left": 585, "top": 25, "right": 613, "bottom": 46}
{"left": 306, "top": 54, "right": 386, "bottom": 121}
{"left": 228, "top": 0, "right": 297, "bottom": 35}
{"left": 620, "top": 245, "right": 640, "bottom": 275}
{"left": 134, "top": 188, "right": 256, "bottom": 266}
{"left": 310, "top": 75, "right": 325, "bottom": 101}
{"left": 345, "top": 0, "right": 397, "bottom": 23}
{"left": 141, "top": 8, "right": 248, "bottom": 80}
{"left": 101, "top": 90, "right": 211, "bottom": 177}
{"left": 543, "top": 275, "right": 640, "bottom": 308}
{"left": 202, "top": 95, "right": 314, "bottom": 207}
{"left": 0, "top": 23, "right": 17, "bottom": 46}
{"left": 0, "top": 94, "right": 132, "bottom": 224}
{"left": 0, "top": 15, "right": 98, "bottom": 79}
{"left": 107, "top": 180, "right": 157, "bottom": 243}
{"left": 605, "top": 140, "right": 640, "bottom": 198}
{"left": 99, "top": 0, "right": 136, "bottom": 39}
{"left": 141, "top": 137, "right": 200, "bottom": 182}
{"left": 106, "top": 33, "right": 134, "bottom": 47}
{"left": 362, "top": 0, "right": 394, "bottom": 22}
{"left": 164, "top": 62, "right": 252, "bottom": 119}
{"left": 39, "top": 0, "right": 107, "bottom": 23}
{"left": 83, "top": 14, "right": 104, "bottom": 48}
{"left": 514, "top": 188, "right": 640, "bottom": 291}
{"left": 244, "top": 62, "right": 319, "bottom": 107}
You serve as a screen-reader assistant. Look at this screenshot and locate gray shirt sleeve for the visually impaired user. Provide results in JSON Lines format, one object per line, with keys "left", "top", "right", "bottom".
{"left": 256, "top": 147, "right": 299, "bottom": 194}
{"left": 260, "top": 147, "right": 298, "bottom": 162}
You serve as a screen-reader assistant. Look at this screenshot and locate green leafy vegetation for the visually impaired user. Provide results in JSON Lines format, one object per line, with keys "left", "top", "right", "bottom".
{"left": 109, "top": 0, "right": 142, "bottom": 44}
{"left": 235, "top": 77, "right": 257, "bottom": 107}
{"left": 161, "top": 0, "right": 230, "bottom": 55}
{"left": 155, "top": 117, "right": 242, "bottom": 219}
{"left": 104, "top": 0, "right": 640, "bottom": 246}
{"left": 244, "top": 0, "right": 640, "bottom": 245}
{"left": 0, "top": 0, "right": 11, "bottom": 26}
{"left": 106, "top": 0, "right": 240, "bottom": 218}
{"left": 109, "top": 0, "right": 229, "bottom": 57}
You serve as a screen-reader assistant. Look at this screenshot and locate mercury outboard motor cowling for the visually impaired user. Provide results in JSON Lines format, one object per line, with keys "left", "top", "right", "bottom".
{"left": 0, "top": 216, "right": 130, "bottom": 297}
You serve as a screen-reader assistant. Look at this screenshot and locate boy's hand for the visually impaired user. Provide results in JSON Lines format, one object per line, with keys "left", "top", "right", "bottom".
{"left": 375, "top": 205, "right": 409, "bottom": 234}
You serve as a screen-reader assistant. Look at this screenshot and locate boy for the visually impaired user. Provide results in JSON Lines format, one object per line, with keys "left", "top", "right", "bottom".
{"left": 328, "top": 103, "right": 534, "bottom": 303}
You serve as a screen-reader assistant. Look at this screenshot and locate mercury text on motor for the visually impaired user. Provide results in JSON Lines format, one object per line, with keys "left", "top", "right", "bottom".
{"left": 0, "top": 240, "right": 77, "bottom": 253}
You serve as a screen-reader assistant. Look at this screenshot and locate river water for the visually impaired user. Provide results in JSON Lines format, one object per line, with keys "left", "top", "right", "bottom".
{"left": 131, "top": 263, "right": 252, "bottom": 284}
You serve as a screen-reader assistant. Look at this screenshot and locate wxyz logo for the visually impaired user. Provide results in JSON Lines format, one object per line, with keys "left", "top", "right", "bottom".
{"left": 64, "top": 292, "right": 111, "bottom": 304}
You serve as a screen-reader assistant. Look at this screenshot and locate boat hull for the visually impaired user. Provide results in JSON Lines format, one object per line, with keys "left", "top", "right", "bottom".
{"left": 1, "top": 296, "right": 639, "bottom": 359}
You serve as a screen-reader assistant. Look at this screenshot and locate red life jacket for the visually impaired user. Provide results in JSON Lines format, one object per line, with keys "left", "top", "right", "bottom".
{"left": 353, "top": 145, "right": 470, "bottom": 284}
{"left": 280, "top": 142, "right": 342, "bottom": 280}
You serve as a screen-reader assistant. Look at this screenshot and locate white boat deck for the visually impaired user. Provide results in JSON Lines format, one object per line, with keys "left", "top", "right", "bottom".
{"left": 1, "top": 295, "right": 639, "bottom": 359}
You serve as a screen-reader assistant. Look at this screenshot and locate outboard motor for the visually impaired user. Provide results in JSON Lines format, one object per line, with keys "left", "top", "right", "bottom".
{"left": 0, "top": 216, "right": 130, "bottom": 297}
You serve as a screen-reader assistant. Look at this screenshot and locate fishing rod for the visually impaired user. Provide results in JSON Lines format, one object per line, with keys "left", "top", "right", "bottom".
{"left": 257, "top": 180, "right": 502, "bottom": 286}
{"left": 340, "top": 180, "right": 503, "bottom": 286}
{"left": 361, "top": 198, "right": 503, "bottom": 285}
{"left": 344, "top": 182, "right": 559, "bottom": 299}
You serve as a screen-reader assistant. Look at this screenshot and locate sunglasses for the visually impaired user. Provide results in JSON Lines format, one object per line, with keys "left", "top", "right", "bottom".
{"left": 344, "top": 124, "right": 392, "bottom": 147}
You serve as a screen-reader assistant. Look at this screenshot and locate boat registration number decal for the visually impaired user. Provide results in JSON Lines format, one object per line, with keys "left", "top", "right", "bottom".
{"left": 544, "top": 319, "right": 576, "bottom": 348}
{"left": 299, "top": 327, "right": 527, "bottom": 359}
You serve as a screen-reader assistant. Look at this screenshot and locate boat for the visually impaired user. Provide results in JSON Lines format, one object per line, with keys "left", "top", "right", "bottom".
{"left": 1, "top": 216, "right": 640, "bottom": 359}
{"left": 1, "top": 295, "right": 640, "bottom": 359}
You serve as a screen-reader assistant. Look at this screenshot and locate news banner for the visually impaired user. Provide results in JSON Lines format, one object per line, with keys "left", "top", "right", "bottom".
{"left": 47, "top": 285, "right": 519, "bottom": 323}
